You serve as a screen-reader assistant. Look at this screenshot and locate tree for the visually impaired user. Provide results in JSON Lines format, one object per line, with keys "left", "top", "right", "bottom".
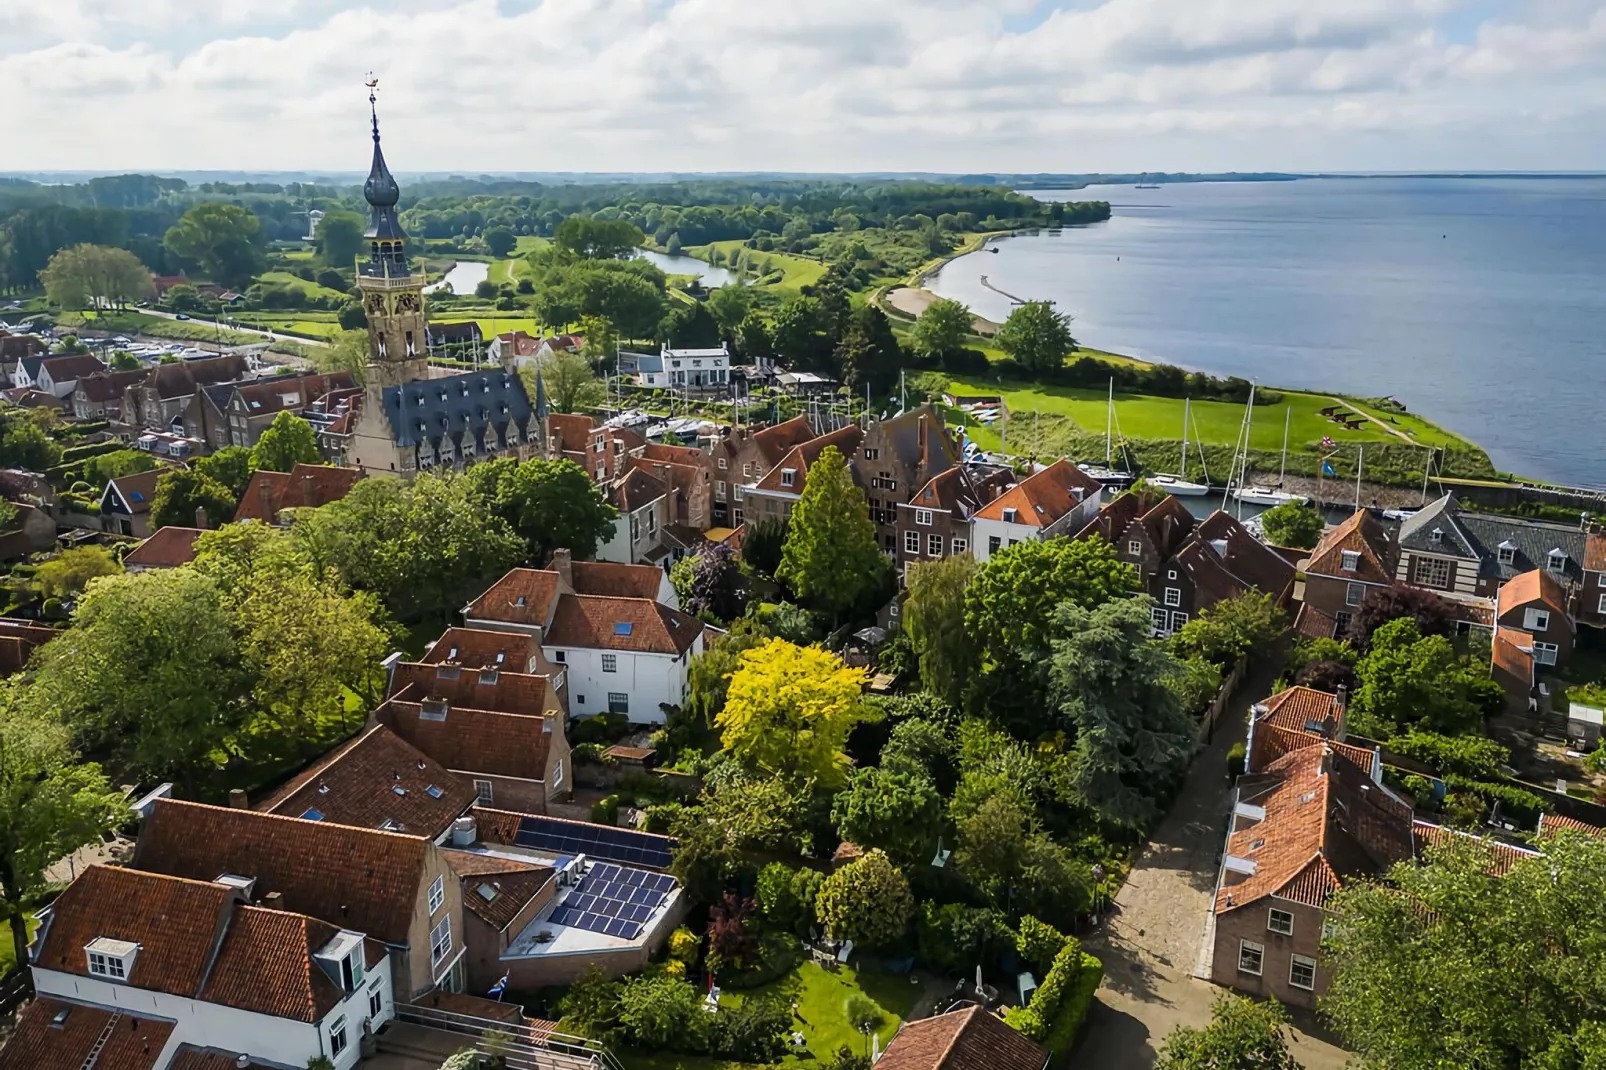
{"left": 164, "top": 283, "right": 202, "bottom": 312}
{"left": 815, "top": 849, "right": 914, "bottom": 949}
{"left": 335, "top": 300, "right": 366, "bottom": 332}
{"left": 740, "top": 516, "right": 787, "bottom": 578}
{"left": 684, "top": 618, "right": 769, "bottom": 729}
{"left": 482, "top": 458, "right": 618, "bottom": 562}
{"left": 707, "top": 285, "right": 751, "bottom": 333}
{"left": 163, "top": 202, "right": 265, "bottom": 288}
{"left": 40, "top": 243, "right": 154, "bottom": 310}
{"left": 964, "top": 536, "right": 1138, "bottom": 721}
{"left": 1156, "top": 992, "right": 1303, "bottom": 1070}
{"left": 108, "top": 350, "right": 140, "bottom": 371}
{"left": 716, "top": 638, "right": 871, "bottom": 787}
{"left": 315, "top": 268, "right": 346, "bottom": 292}
{"left": 1351, "top": 617, "right": 1487, "bottom": 739}
{"left": 837, "top": 305, "right": 903, "bottom": 398}
{"left": 1351, "top": 586, "right": 1456, "bottom": 650}
{"left": 34, "top": 546, "right": 120, "bottom": 601}
{"left": 251, "top": 411, "right": 321, "bottom": 473}
{"left": 832, "top": 762, "right": 943, "bottom": 867}
{"left": 315, "top": 210, "right": 366, "bottom": 270}
{"left": 1171, "top": 590, "right": 1289, "bottom": 668}
{"left": 681, "top": 543, "right": 746, "bottom": 623}
{"left": 777, "top": 446, "right": 885, "bottom": 617}
{"left": 0, "top": 685, "right": 128, "bottom": 981}
{"left": 524, "top": 350, "right": 605, "bottom": 414}
{"left": 484, "top": 226, "right": 517, "bottom": 258}
{"left": 194, "top": 445, "right": 257, "bottom": 499}
{"left": 1260, "top": 499, "right": 1324, "bottom": 550}
{"left": 86, "top": 449, "right": 156, "bottom": 485}
{"left": 770, "top": 296, "right": 833, "bottom": 372}
{"left": 1051, "top": 596, "right": 1197, "bottom": 829}
{"left": 1324, "top": 832, "right": 1606, "bottom": 1069}
{"left": 151, "top": 469, "right": 236, "bottom": 530}
{"left": 996, "top": 300, "right": 1076, "bottom": 374}
{"left": 0, "top": 413, "right": 61, "bottom": 471}
{"left": 315, "top": 329, "right": 368, "bottom": 382}
{"left": 910, "top": 297, "right": 971, "bottom": 361}
{"left": 29, "top": 569, "right": 242, "bottom": 779}
{"left": 553, "top": 216, "right": 644, "bottom": 260}
{"left": 901, "top": 554, "right": 976, "bottom": 706}
{"left": 736, "top": 311, "right": 772, "bottom": 358}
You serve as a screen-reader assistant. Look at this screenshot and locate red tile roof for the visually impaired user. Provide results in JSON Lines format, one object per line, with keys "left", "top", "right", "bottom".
{"left": 1539, "top": 813, "right": 1605, "bottom": 839}
{"left": 124, "top": 526, "right": 204, "bottom": 569}
{"left": 134, "top": 798, "right": 431, "bottom": 944}
{"left": 1498, "top": 569, "right": 1569, "bottom": 618}
{"left": 233, "top": 464, "right": 361, "bottom": 523}
{"left": 878, "top": 1006, "right": 1049, "bottom": 1070}
{"left": 168, "top": 1050, "right": 277, "bottom": 1070}
{"left": 1249, "top": 721, "right": 1376, "bottom": 777}
{"left": 258, "top": 723, "right": 478, "bottom": 838}
{"left": 442, "top": 849, "right": 556, "bottom": 931}
{"left": 466, "top": 568, "right": 560, "bottom": 628}
{"left": 1410, "top": 820, "right": 1538, "bottom": 874}
{"left": 39, "top": 352, "right": 107, "bottom": 380}
{"left": 1584, "top": 533, "right": 1606, "bottom": 574}
{"left": 0, "top": 998, "right": 173, "bottom": 1070}
{"left": 639, "top": 442, "right": 706, "bottom": 466}
{"left": 1492, "top": 628, "right": 1534, "bottom": 683}
{"left": 1293, "top": 602, "right": 1338, "bottom": 640}
{"left": 1260, "top": 686, "right": 1344, "bottom": 736}
{"left": 974, "top": 459, "right": 1100, "bottom": 526}
{"left": 752, "top": 424, "right": 864, "bottom": 495}
{"left": 750, "top": 415, "right": 817, "bottom": 467}
{"left": 1306, "top": 508, "right": 1397, "bottom": 583}
{"left": 75, "top": 368, "right": 148, "bottom": 402}
{"left": 379, "top": 699, "right": 557, "bottom": 783}
{"left": 389, "top": 661, "right": 557, "bottom": 718}
{"left": 198, "top": 905, "right": 354, "bottom": 1021}
{"left": 424, "top": 627, "right": 538, "bottom": 672}
{"left": 611, "top": 466, "right": 668, "bottom": 512}
{"left": 570, "top": 560, "right": 665, "bottom": 600}
{"left": 545, "top": 593, "right": 702, "bottom": 655}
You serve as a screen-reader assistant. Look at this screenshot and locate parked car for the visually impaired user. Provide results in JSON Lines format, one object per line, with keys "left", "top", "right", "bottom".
{"left": 174, "top": 313, "right": 191, "bottom": 320}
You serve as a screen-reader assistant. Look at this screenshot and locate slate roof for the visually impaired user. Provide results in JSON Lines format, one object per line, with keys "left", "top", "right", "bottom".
{"left": 975, "top": 458, "right": 1101, "bottom": 526}
{"left": 878, "top": 1006, "right": 1049, "bottom": 1070}
{"left": 258, "top": 723, "right": 477, "bottom": 838}
{"left": 1458, "top": 511, "right": 1588, "bottom": 586}
{"left": 1397, "top": 494, "right": 1481, "bottom": 560}
{"left": 873, "top": 404, "right": 960, "bottom": 473}
{"left": 105, "top": 469, "right": 161, "bottom": 515}
{"left": 134, "top": 798, "right": 431, "bottom": 944}
{"left": 380, "top": 368, "right": 532, "bottom": 452}
{"left": 424, "top": 627, "right": 538, "bottom": 672}
{"left": 428, "top": 321, "right": 484, "bottom": 343}
{"left": 124, "top": 526, "right": 204, "bottom": 569}
{"left": 142, "top": 355, "right": 248, "bottom": 400}
{"left": 0, "top": 998, "right": 173, "bottom": 1070}
{"left": 75, "top": 368, "right": 148, "bottom": 402}
{"left": 1181, "top": 510, "right": 1298, "bottom": 603}
{"left": 234, "top": 464, "right": 362, "bottom": 523}
{"left": 545, "top": 593, "right": 703, "bottom": 655}
{"left": 442, "top": 850, "right": 556, "bottom": 931}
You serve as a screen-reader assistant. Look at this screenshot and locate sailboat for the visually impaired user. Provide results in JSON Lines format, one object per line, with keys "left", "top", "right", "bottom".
{"left": 1078, "top": 378, "right": 1134, "bottom": 488}
{"left": 1233, "top": 404, "right": 1305, "bottom": 507}
{"left": 1151, "top": 397, "right": 1210, "bottom": 496}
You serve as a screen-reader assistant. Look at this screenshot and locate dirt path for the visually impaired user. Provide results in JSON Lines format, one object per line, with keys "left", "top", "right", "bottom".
{"left": 880, "top": 286, "right": 1001, "bottom": 335}
{"left": 1323, "top": 396, "right": 1414, "bottom": 444}
{"left": 1075, "top": 659, "right": 1352, "bottom": 1070}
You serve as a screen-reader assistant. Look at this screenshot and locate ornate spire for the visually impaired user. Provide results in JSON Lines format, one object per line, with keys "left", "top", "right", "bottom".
{"left": 363, "top": 77, "right": 400, "bottom": 213}
{"left": 359, "top": 75, "right": 408, "bottom": 274}
{"left": 533, "top": 360, "right": 550, "bottom": 423}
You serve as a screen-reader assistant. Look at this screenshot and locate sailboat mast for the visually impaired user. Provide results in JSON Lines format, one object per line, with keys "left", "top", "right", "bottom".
{"left": 1181, "top": 398, "right": 1190, "bottom": 476}
{"left": 1105, "top": 377, "right": 1113, "bottom": 467}
{"left": 1278, "top": 406, "right": 1290, "bottom": 486}
{"left": 1356, "top": 446, "right": 1364, "bottom": 509}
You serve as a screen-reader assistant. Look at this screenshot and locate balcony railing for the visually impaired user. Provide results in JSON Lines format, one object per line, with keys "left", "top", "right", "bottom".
{"left": 394, "top": 1002, "right": 623, "bottom": 1070}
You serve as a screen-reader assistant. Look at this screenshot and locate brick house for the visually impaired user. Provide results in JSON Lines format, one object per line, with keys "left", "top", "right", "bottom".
{"left": 547, "top": 412, "right": 594, "bottom": 469}
{"left": 877, "top": 1004, "right": 1049, "bottom": 1070}
{"left": 597, "top": 466, "right": 671, "bottom": 564}
{"left": 973, "top": 458, "right": 1105, "bottom": 563}
{"left": 851, "top": 405, "right": 960, "bottom": 555}
{"left": 234, "top": 463, "right": 363, "bottom": 525}
{"left": 708, "top": 414, "right": 815, "bottom": 526}
{"left": 1491, "top": 569, "right": 1576, "bottom": 713}
{"left": 894, "top": 465, "right": 1006, "bottom": 573}
{"left": 1145, "top": 510, "right": 1298, "bottom": 636}
{"left": 741, "top": 423, "right": 864, "bottom": 527}
{"left": 123, "top": 355, "right": 249, "bottom": 434}
{"left": 134, "top": 797, "right": 467, "bottom": 999}
{"left": 1085, "top": 490, "right": 1196, "bottom": 586}
{"left": 72, "top": 368, "right": 147, "bottom": 421}
{"left": 1297, "top": 509, "right": 1399, "bottom": 639}
{"left": 188, "top": 370, "right": 357, "bottom": 452}
{"left": 585, "top": 423, "right": 646, "bottom": 485}
{"left": 631, "top": 441, "right": 715, "bottom": 531}
{"left": 441, "top": 849, "right": 558, "bottom": 992}
{"left": 1584, "top": 532, "right": 1606, "bottom": 629}
{"left": 0, "top": 617, "right": 57, "bottom": 676}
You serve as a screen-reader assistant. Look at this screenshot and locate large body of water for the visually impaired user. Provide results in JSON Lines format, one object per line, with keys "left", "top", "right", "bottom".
{"left": 925, "top": 178, "right": 1606, "bottom": 486}
{"left": 634, "top": 248, "right": 739, "bottom": 286}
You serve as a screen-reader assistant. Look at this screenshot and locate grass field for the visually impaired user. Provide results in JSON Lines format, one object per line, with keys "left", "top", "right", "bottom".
{"left": 435, "top": 315, "right": 544, "bottom": 339}
{"left": 945, "top": 376, "right": 1474, "bottom": 454}
{"left": 487, "top": 259, "right": 519, "bottom": 286}
{"left": 257, "top": 271, "right": 348, "bottom": 301}
{"left": 685, "top": 240, "right": 827, "bottom": 295}
{"left": 236, "top": 316, "right": 342, "bottom": 340}
{"left": 61, "top": 310, "right": 263, "bottom": 346}
{"left": 616, "top": 959, "right": 918, "bottom": 1070}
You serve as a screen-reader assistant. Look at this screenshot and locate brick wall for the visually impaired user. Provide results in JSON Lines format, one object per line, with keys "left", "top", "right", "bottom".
{"left": 1210, "top": 899, "right": 1327, "bottom": 1009}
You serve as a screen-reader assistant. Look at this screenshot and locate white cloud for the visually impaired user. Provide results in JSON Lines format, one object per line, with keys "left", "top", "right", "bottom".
{"left": 0, "top": 0, "right": 1604, "bottom": 171}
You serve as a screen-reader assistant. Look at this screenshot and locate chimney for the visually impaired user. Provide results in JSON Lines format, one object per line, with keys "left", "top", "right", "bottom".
{"left": 550, "top": 547, "right": 574, "bottom": 590}
{"left": 227, "top": 788, "right": 249, "bottom": 809}
{"left": 1320, "top": 744, "right": 1335, "bottom": 776}
{"left": 451, "top": 815, "right": 477, "bottom": 848}
{"left": 195, "top": 504, "right": 208, "bottom": 529}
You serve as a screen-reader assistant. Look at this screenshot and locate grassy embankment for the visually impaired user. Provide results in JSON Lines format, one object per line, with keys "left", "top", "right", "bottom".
{"left": 56, "top": 310, "right": 264, "bottom": 347}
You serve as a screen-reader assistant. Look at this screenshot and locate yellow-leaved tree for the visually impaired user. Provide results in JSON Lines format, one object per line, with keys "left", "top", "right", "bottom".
{"left": 715, "top": 637, "right": 872, "bottom": 787}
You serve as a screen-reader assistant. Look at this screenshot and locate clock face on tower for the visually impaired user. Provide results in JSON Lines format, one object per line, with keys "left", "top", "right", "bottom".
{"left": 396, "top": 292, "right": 421, "bottom": 313}
{"left": 365, "top": 293, "right": 387, "bottom": 315}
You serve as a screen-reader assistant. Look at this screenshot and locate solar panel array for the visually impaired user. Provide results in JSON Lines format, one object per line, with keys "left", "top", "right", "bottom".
{"left": 513, "top": 816, "right": 674, "bottom": 869}
{"left": 547, "top": 863, "right": 675, "bottom": 940}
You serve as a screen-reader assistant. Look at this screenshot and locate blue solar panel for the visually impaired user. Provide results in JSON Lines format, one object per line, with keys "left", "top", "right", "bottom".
{"left": 548, "top": 860, "right": 672, "bottom": 940}
{"left": 513, "top": 817, "right": 675, "bottom": 869}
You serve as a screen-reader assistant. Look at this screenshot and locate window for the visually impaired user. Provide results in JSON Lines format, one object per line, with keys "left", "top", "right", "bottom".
{"left": 1346, "top": 582, "right": 1366, "bottom": 607}
{"left": 85, "top": 941, "right": 135, "bottom": 981}
{"left": 717, "top": 457, "right": 727, "bottom": 470}
{"left": 915, "top": 509, "right": 933, "bottom": 526}
{"left": 553, "top": 759, "right": 564, "bottom": 788}
{"left": 1151, "top": 606, "right": 1170, "bottom": 631}
{"left": 1164, "top": 588, "right": 1181, "bottom": 607}
{"left": 1429, "top": 528, "right": 1443, "bottom": 544}
{"left": 1002, "top": 508, "right": 1018, "bottom": 523}
{"left": 369, "top": 979, "right": 384, "bottom": 1017}
{"left": 1412, "top": 556, "right": 1451, "bottom": 590}
{"left": 608, "top": 692, "right": 629, "bottom": 714}
{"left": 429, "top": 916, "right": 452, "bottom": 968}
{"left": 597, "top": 653, "right": 618, "bottom": 675}
{"left": 552, "top": 650, "right": 566, "bottom": 664}
{"left": 928, "top": 533, "right": 943, "bottom": 556}
{"left": 1340, "top": 550, "right": 1361, "bottom": 572}
{"left": 863, "top": 447, "right": 880, "bottom": 460}
{"left": 428, "top": 875, "right": 445, "bottom": 915}
{"left": 1499, "top": 544, "right": 1516, "bottom": 565}
{"left": 1167, "top": 570, "right": 1177, "bottom": 580}
{"left": 473, "top": 779, "right": 493, "bottom": 803}
{"left": 1599, "top": 593, "right": 1606, "bottom": 614}
{"left": 1128, "top": 540, "right": 1143, "bottom": 555}
{"left": 330, "top": 1017, "right": 349, "bottom": 1057}
{"left": 988, "top": 536, "right": 1001, "bottom": 555}
{"left": 1170, "top": 610, "right": 1188, "bottom": 632}
{"left": 1289, "top": 955, "right": 1317, "bottom": 991}
{"left": 1238, "top": 940, "right": 1264, "bottom": 976}
{"left": 1549, "top": 552, "right": 1567, "bottom": 573}
{"left": 1322, "top": 917, "right": 1338, "bottom": 942}
{"left": 1525, "top": 608, "right": 1551, "bottom": 632}
{"left": 1535, "top": 641, "right": 1559, "bottom": 667}
{"left": 951, "top": 538, "right": 968, "bottom": 555}
{"left": 1268, "top": 908, "right": 1294, "bottom": 935}
{"left": 905, "top": 531, "right": 920, "bottom": 554}
{"left": 743, "top": 463, "right": 751, "bottom": 477}
{"left": 780, "top": 468, "right": 796, "bottom": 487}
{"left": 1334, "top": 611, "right": 1352, "bottom": 638}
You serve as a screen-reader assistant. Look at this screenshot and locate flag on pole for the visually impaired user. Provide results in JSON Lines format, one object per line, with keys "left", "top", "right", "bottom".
{"left": 1322, "top": 461, "right": 1336, "bottom": 477}
{"left": 1321, "top": 435, "right": 1336, "bottom": 450}
{"left": 487, "top": 974, "right": 509, "bottom": 1000}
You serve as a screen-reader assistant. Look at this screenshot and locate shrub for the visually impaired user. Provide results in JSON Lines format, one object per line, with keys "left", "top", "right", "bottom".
{"left": 1042, "top": 953, "right": 1104, "bottom": 1059}
{"left": 1004, "top": 937, "right": 1102, "bottom": 1058}
{"left": 816, "top": 849, "right": 915, "bottom": 949}
{"left": 1015, "top": 915, "right": 1067, "bottom": 975}
{"left": 617, "top": 972, "right": 707, "bottom": 1052}
{"left": 1227, "top": 743, "right": 1247, "bottom": 779}
{"left": 708, "top": 994, "right": 789, "bottom": 1062}
{"left": 844, "top": 994, "right": 885, "bottom": 1034}
{"left": 668, "top": 926, "right": 700, "bottom": 966}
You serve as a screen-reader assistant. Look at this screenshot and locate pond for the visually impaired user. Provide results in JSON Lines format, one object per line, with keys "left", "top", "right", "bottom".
{"left": 424, "top": 260, "right": 490, "bottom": 295}
{"left": 633, "top": 248, "right": 739, "bottom": 287}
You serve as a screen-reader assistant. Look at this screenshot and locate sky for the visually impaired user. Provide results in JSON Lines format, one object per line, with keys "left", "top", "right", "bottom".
{"left": 3, "top": 0, "right": 1606, "bottom": 173}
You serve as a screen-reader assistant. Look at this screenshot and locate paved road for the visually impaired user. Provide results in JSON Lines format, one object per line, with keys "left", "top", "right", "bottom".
{"left": 1076, "top": 659, "right": 1353, "bottom": 1070}
{"left": 142, "top": 306, "right": 330, "bottom": 347}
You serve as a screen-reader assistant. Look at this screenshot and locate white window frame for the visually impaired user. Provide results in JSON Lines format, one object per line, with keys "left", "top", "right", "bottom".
{"left": 1534, "top": 641, "right": 1559, "bottom": 667}
{"left": 428, "top": 874, "right": 445, "bottom": 916}
{"left": 1340, "top": 550, "right": 1360, "bottom": 572}
{"left": 915, "top": 508, "right": 933, "bottom": 526}
{"left": 1524, "top": 608, "right": 1550, "bottom": 632}
{"left": 1267, "top": 908, "right": 1294, "bottom": 935}
{"left": 780, "top": 468, "right": 796, "bottom": 487}
{"left": 717, "top": 457, "right": 727, "bottom": 470}
{"left": 1346, "top": 582, "right": 1366, "bottom": 607}
{"left": 1167, "top": 569, "right": 1177, "bottom": 580}
{"left": 1412, "top": 556, "right": 1451, "bottom": 590}
{"left": 1599, "top": 593, "right": 1606, "bottom": 615}
{"left": 1128, "top": 540, "right": 1143, "bottom": 555}
{"left": 1170, "top": 610, "right": 1188, "bottom": 633}
{"left": 951, "top": 537, "right": 968, "bottom": 555}
{"left": 904, "top": 530, "right": 920, "bottom": 555}
{"left": 715, "top": 480, "right": 726, "bottom": 501}
{"left": 928, "top": 533, "right": 943, "bottom": 557}
{"left": 1289, "top": 954, "right": 1317, "bottom": 991}
{"left": 1549, "top": 553, "right": 1567, "bottom": 573}
{"left": 430, "top": 916, "right": 452, "bottom": 968}
{"left": 330, "top": 1016, "right": 349, "bottom": 1057}
{"left": 368, "top": 979, "right": 384, "bottom": 1018}
{"left": 1238, "top": 940, "right": 1264, "bottom": 976}
{"left": 1499, "top": 546, "right": 1516, "bottom": 565}
{"left": 1151, "top": 605, "right": 1170, "bottom": 631}
{"left": 1164, "top": 587, "right": 1181, "bottom": 607}
{"left": 553, "top": 759, "right": 564, "bottom": 788}
{"left": 86, "top": 949, "right": 129, "bottom": 981}
{"left": 601, "top": 653, "right": 618, "bottom": 673}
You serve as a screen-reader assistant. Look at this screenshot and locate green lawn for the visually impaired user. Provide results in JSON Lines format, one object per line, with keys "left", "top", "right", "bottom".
{"left": 435, "top": 315, "right": 545, "bottom": 340}
{"left": 0, "top": 913, "right": 40, "bottom": 977}
{"left": 685, "top": 241, "right": 826, "bottom": 295}
{"left": 945, "top": 376, "right": 1474, "bottom": 454}
{"left": 617, "top": 959, "right": 920, "bottom": 1070}
{"left": 257, "top": 271, "right": 349, "bottom": 301}
{"left": 60, "top": 310, "right": 263, "bottom": 346}
{"left": 487, "top": 259, "right": 519, "bottom": 286}
{"left": 514, "top": 235, "right": 550, "bottom": 255}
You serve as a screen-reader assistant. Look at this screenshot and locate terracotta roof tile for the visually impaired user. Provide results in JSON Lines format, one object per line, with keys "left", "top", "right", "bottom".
{"left": 611, "top": 467, "right": 668, "bottom": 512}
{"left": 974, "top": 459, "right": 1101, "bottom": 526}
{"left": 639, "top": 442, "right": 706, "bottom": 466}
{"left": 198, "top": 906, "right": 351, "bottom": 1021}
{"left": 0, "top": 998, "right": 172, "bottom": 1070}
{"left": 1306, "top": 509, "right": 1397, "bottom": 583}
{"left": 465, "top": 568, "right": 560, "bottom": 628}
{"left": 233, "top": 464, "right": 361, "bottom": 523}
{"left": 751, "top": 415, "right": 816, "bottom": 466}
{"left": 134, "top": 798, "right": 430, "bottom": 944}
{"left": 379, "top": 697, "right": 556, "bottom": 783}
{"left": 1249, "top": 721, "right": 1375, "bottom": 776}
{"left": 752, "top": 425, "right": 864, "bottom": 495}
{"left": 40, "top": 352, "right": 107, "bottom": 380}
{"left": 1260, "top": 686, "right": 1345, "bottom": 736}
{"left": 878, "top": 1005, "right": 1049, "bottom": 1070}
{"left": 124, "top": 526, "right": 204, "bottom": 569}
{"left": 1585, "top": 533, "right": 1606, "bottom": 574}
{"left": 1293, "top": 602, "right": 1338, "bottom": 640}
{"left": 75, "top": 368, "right": 148, "bottom": 402}
{"left": 1492, "top": 629, "right": 1534, "bottom": 682}
{"left": 548, "top": 413, "right": 594, "bottom": 457}
{"left": 389, "top": 661, "right": 557, "bottom": 718}
{"left": 258, "top": 724, "right": 478, "bottom": 838}
{"left": 1539, "top": 813, "right": 1605, "bottom": 839}
{"left": 1498, "top": 569, "right": 1569, "bottom": 618}
{"left": 167, "top": 1049, "right": 277, "bottom": 1070}
{"left": 570, "top": 560, "right": 664, "bottom": 600}
{"left": 1410, "top": 820, "right": 1538, "bottom": 875}
{"left": 545, "top": 593, "right": 702, "bottom": 655}
{"left": 144, "top": 355, "right": 248, "bottom": 401}
{"left": 471, "top": 806, "right": 525, "bottom": 845}
{"left": 424, "top": 627, "right": 539, "bottom": 672}
{"left": 442, "top": 850, "right": 555, "bottom": 931}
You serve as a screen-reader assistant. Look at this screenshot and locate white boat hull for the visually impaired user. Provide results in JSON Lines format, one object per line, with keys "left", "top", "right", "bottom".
{"left": 1152, "top": 475, "right": 1210, "bottom": 497}
{"left": 1233, "top": 487, "right": 1305, "bottom": 507}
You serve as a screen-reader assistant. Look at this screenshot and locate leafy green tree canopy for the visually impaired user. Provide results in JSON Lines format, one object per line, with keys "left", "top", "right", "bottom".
{"left": 1155, "top": 992, "right": 1304, "bottom": 1070}
{"left": 315, "top": 210, "right": 366, "bottom": 270}
{"left": 902, "top": 554, "right": 977, "bottom": 707}
{"left": 777, "top": 445, "right": 886, "bottom": 617}
{"left": 1259, "top": 499, "right": 1325, "bottom": 549}
{"left": 151, "top": 469, "right": 237, "bottom": 530}
{"left": 163, "top": 202, "right": 265, "bottom": 288}
{"left": 996, "top": 300, "right": 1076, "bottom": 374}
{"left": 1351, "top": 617, "right": 1490, "bottom": 738}
{"left": 250, "top": 411, "right": 322, "bottom": 473}
{"left": 815, "top": 848, "right": 915, "bottom": 949}
{"left": 910, "top": 297, "right": 972, "bottom": 361}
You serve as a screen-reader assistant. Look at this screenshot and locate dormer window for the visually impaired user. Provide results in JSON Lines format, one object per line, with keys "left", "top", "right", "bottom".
{"left": 420, "top": 698, "right": 449, "bottom": 721}
{"left": 1002, "top": 507, "right": 1018, "bottom": 523}
{"left": 1498, "top": 541, "right": 1517, "bottom": 565}
{"left": 1340, "top": 550, "right": 1361, "bottom": 572}
{"left": 85, "top": 937, "right": 138, "bottom": 981}
{"left": 1548, "top": 550, "right": 1567, "bottom": 573}
{"left": 780, "top": 468, "right": 796, "bottom": 487}
{"left": 1429, "top": 528, "right": 1443, "bottom": 544}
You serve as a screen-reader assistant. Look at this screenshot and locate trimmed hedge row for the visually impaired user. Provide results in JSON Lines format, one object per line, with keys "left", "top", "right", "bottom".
{"left": 60, "top": 440, "right": 126, "bottom": 464}
{"left": 1042, "top": 953, "right": 1103, "bottom": 1062}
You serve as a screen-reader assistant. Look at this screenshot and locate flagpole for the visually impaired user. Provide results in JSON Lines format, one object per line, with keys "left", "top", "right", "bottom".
{"left": 1355, "top": 445, "right": 1364, "bottom": 509}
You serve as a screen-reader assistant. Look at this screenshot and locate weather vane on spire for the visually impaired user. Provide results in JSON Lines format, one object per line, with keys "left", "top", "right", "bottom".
{"left": 365, "top": 73, "right": 380, "bottom": 139}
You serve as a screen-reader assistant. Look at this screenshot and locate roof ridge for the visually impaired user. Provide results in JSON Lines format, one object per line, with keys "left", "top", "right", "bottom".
{"left": 935, "top": 1005, "right": 979, "bottom": 1069}
{"left": 151, "top": 796, "right": 430, "bottom": 845}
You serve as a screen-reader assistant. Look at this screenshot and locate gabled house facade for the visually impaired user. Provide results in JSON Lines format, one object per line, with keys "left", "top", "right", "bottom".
{"left": 707, "top": 414, "right": 815, "bottom": 526}
{"left": 35, "top": 352, "right": 106, "bottom": 399}
{"left": 123, "top": 355, "right": 250, "bottom": 435}
{"left": 973, "top": 458, "right": 1105, "bottom": 563}
{"left": 597, "top": 467, "right": 670, "bottom": 564}
{"left": 1297, "top": 509, "right": 1400, "bottom": 639}
{"left": 1394, "top": 494, "right": 1589, "bottom": 603}
{"left": 851, "top": 405, "right": 960, "bottom": 555}
{"left": 741, "top": 423, "right": 864, "bottom": 528}
{"left": 894, "top": 465, "right": 1011, "bottom": 573}
{"left": 100, "top": 467, "right": 163, "bottom": 538}
{"left": 73, "top": 368, "right": 147, "bottom": 421}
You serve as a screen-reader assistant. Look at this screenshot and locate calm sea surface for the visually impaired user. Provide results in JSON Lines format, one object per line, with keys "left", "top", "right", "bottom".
{"left": 924, "top": 178, "right": 1606, "bottom": 486}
